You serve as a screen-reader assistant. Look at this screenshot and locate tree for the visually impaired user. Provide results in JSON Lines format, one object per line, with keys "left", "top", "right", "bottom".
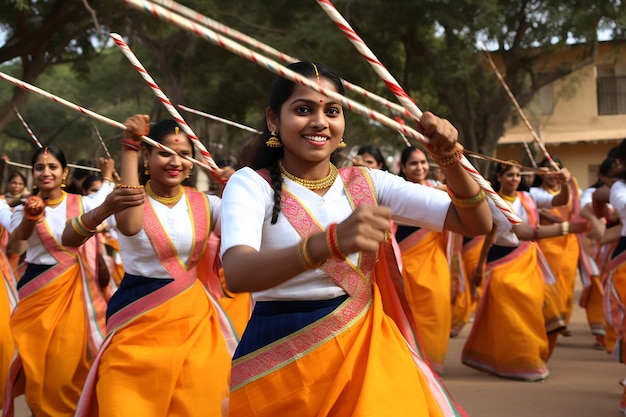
{"left": 0, "top": 0, "right": 125, "bottom": 133}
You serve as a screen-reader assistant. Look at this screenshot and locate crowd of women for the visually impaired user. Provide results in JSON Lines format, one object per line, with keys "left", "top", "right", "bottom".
{"left": 0, "top": 60, "right": 625, "bottom": 416}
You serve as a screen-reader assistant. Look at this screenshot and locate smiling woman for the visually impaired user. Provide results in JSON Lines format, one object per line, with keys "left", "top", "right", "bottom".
{"left": 3, "top": 146, "right": 115, "bottom": 416}
{"left": 220, "top": 60, "right": 492, "bottom": 416}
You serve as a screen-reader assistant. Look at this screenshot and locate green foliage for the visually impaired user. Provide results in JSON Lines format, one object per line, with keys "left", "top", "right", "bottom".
{"left": 2, "top": 0, "right": 626, "bottom": 174}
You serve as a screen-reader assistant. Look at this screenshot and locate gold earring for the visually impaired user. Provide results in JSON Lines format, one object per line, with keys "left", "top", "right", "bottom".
{"left": 337, "top": 138, "right": 347, "bottom": 149}
{"left": 61, "top": 177, "right": 66, "bottom": 188}
{"left": 186, "top": 167, "right": 192, "bottom": 179}
{"left": 265, "top": 129, "right": 282, "bottom": 148}
{"left": 144, "top": 161, "right": 150, "bottom": 176}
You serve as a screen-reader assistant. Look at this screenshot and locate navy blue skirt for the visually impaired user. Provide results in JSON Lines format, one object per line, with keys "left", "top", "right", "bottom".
{"left": 233, "top": 294, "right": 349, "bottom": 359}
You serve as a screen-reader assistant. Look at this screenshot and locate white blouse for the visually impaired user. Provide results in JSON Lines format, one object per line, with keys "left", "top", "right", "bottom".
{"left": 609, "top": 180, "right": 626, "bottom": 236}
{"left": 11, "top": 182, "right": 114, "bottom": 265}
{"left": 113, "top": 193, "right": 221, "bottom": 279}
{"left": 220, "top": 167, "right": 451, "bottom": 301}
{"left": 489, "top": 193, "right": 532, "bottom": 247}
{"left": 0, "top": 199, "right": 11, "bottom": 232}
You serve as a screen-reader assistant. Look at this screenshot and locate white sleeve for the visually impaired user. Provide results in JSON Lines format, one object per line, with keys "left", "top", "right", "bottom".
{"left": 82, "top": 180, "right": 115, "bottom": 211}
{"left": 220, "top": 168, "right": 272, "bottom": 257}
{"left": 0, "top": 199, "right": 12, "bottom": 232}
{"left": 529, "top": 187, "right": 555, "bottom": 208}
{"left": 370, "top": 169, "right": 451, "bottom": 231}
{"left": 207, "top": 194, "right": 222, "bottom": 237}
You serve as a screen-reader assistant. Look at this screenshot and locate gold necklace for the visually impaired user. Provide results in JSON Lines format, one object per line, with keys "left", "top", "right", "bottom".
{"left": 497, "top": 191, "right": 517, "bottom": 203}
{"left": 146, "top": 180, "right": 184, "bottom": 206}
{"left": 278, "top": 160, "right": 338, "bottom": 190}
{"left": 43, "top": 191, "right": 66, "bottom": 206}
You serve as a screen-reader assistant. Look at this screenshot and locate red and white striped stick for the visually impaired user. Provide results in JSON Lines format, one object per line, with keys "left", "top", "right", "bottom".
{"left": 0, "top": 71, "right": 212, "bottom": 172}
{"left": 5, "top": 159, "right": 101, "bottom": 172}
{"left": 110, "top": 33, "right": 218, "bottom": 172}
{"left": 479, "top": 46, "right": 560, "bottom": 171}
{"left": 13, "top": 106, "right": 44, "bottom": 148}
{"left": 316, "top": 0, "right": 521, "bottom": 224}
{"left": 120, "top": 1, "right": 427, "bottom": 142}
{"left": 91, "top": 122, "right": 113, "bottom": 159}
{"left": 123, "top": 0, "right": 520, "bottom": 223}
{"left": 152, "top": 0, "right": 414, "bottom": 120}
{"left": 178, "top": 104, "right": 263, "bottom": 135}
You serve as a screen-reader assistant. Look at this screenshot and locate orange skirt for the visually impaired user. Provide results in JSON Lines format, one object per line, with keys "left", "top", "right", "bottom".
{"left": 399, "top": 230, "right": 451, "bottom": 372}
{"left": 462, "top": 243, "right": 550, "bottom": 381}
{"left": 229, "top": 282, "right": 463, "bottom": 417}
{"left": 92, "top": 280, "right": 231, "bottom": 417}
{"left": 9, "top": 263, "right": 92, "bottom": 416}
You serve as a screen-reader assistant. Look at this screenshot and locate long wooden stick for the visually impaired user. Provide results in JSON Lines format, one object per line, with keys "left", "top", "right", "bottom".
{"left": 13, "top": 106, "right": 44, "bottom": 148}
{"left": 479, "top": 46, "right": 560, "bottom": 171}
{"left": 123, "top": 0, "right": 520, "bottom": 224}
{"left": 110, "top": 33, "right": 218, "bottom": 172}
{"left": 316, "top": 0, "right": 521, "bottom": 224}
{"left": 152, "top": 0, "right": 415, "bottom": 120}
{"left": 178, "top": 105, "right": 262, "bottom": 134}
{"left": 0, "top": 71, "right": 212, "bottom": 172}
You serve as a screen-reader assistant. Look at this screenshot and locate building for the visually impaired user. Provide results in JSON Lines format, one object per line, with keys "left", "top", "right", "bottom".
{"left": 496, "top": 41, "right": 626, "bottom": 188}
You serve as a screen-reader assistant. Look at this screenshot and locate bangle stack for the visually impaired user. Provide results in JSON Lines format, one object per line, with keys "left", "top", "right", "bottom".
{"left": 560, "top": 221, "right": 570, "bottom": 235}
{"left": 70, "top": 215, "right": 96, "bottom": 238}
{"left": 446, "top": 186, "right": 487, "bottom": 209}
{"left": 296, "top": 236, "right": 324, "bottom": 269}
{"left": 325, "top": 223, "right": 347, "bottom": 259}
{"left": 433, "top": 148, "right": 463, "bottom": 168}
{"left": 121, "top": 139, "right": 142, "bottom": 151}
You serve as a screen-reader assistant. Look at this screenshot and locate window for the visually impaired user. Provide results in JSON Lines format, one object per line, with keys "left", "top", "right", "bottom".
{"left": 597, "top": 64, "right": 626, "bottom": 115}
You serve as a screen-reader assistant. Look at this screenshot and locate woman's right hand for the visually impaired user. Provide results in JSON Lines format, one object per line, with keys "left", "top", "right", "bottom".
{"left": 336, "top": 204, "right": 391, "bottom": 254}
{"left": 122, "top": 114, "right": 150, "bottom": 143}
{"left": 24, "top": 195, "right": 45, "bottom": 220}
{"left": 101, "top": 187, "right": 145, "bottom": 216}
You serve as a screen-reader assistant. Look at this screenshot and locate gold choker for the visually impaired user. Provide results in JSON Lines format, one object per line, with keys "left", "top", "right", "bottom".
{"left": 43, "top": 191, "right": 66, "bottom": 206}
{"left": 497, "top": 192, "right": 517, "bottom": 203}
{"left": 279, "top": 161, "right": 338, "bottom": 190}
{"left": 146, "top": 180, "right": 184, "bottom": 206}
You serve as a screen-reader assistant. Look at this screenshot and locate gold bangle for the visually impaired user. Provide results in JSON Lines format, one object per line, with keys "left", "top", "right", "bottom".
{"left": 433, "top": 148, "right": 463, "bottom": 168}
{"left": 115, "top": 184, "right": 144, "bottom": 189}
{"left": 296, "top": 236, "right": 324, "bottom": 269}
{"left": 77, "top": 214, "right": 97, "bottom": 234}
{"left": 102, "top": 176, "right": 114, "bottom": 183}
{"left": 446, "top": 186, "right": 487, "bottom": 209}
{"left": 70, "top": 217, "right": 95, "bottom": 237}
{"left": 561, "top": 221, "right": 570, "bottom": 235}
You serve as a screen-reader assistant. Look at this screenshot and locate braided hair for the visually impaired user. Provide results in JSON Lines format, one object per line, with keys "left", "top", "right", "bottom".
{"left": 246, "top": 61, "right": 346, "bottom": 224}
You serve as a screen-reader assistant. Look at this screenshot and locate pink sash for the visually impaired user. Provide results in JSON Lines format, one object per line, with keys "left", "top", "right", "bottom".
{"left": 76, "top": 190, "right": 238, "bottom": 416}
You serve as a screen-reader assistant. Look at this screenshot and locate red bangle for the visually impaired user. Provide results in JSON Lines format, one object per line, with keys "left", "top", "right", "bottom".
{"left": 326, "top": 223, "right": 347, "bottom": 259}
{"left": 532, "top": 225, "right": 539, "bottom": 241}
{"left": 121, "top": 139, "right": 142, "bottom": 151}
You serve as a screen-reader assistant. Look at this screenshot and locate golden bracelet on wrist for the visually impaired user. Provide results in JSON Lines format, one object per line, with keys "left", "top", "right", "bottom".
{"left": 433, "top": 148, "right": 463, "bottom": 168}
{"left": 69, "top": 216, "right": 95, "bottom": 238}
{"left": 446, "top": 186, "right": 487, "bottom": 209}
{"left": 296, "top": 236, "right": 324, "bottom": 269}
{"left": 115, "top": 184, "right": 144, "bottom": 189}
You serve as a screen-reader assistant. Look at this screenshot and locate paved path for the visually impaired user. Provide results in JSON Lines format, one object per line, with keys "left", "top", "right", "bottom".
{"left": 7, "top": 289, "right": 625, "bottom": 417}
{"left": 444, "top": 290, "right": 625, "bottom": 417}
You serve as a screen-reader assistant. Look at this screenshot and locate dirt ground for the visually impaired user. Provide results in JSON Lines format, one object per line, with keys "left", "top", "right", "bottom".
{"left": 7, "top": 285, "right": 625, "bottom": 417}
{"left": 444, "top": 287, "right": 625, "bottom": 417}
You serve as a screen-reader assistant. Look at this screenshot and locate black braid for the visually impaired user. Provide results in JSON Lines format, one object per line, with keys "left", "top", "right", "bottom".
{"left": 269, "top": 159, "right": 283, "bottom": 224}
